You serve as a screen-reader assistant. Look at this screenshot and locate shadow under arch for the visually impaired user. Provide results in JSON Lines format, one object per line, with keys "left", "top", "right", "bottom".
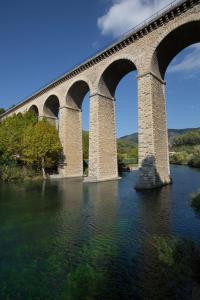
{"left": 98, "top": 58, "right": 137, "bottom": 98}
{"left": 151, "top": 20, "right": 200, "bottom": 79}
{"left": 43, "top": 95, "right": 60, "bottom": 127}
{"left": 28, "top": 105, "right": 39, "bottom": 117}
{"left": 66, "top": 80, "right": 90, "bottom": 110}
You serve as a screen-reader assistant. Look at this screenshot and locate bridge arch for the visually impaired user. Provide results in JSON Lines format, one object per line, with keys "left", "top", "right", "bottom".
{"left": 28, "top": 105, "right": 39, "bottom": 117}
{"left": 66, "top": 80, "right": 90, "bottom": 109}
{"left": 136, "top": 19, "right": 200, "bottom": 189}
{"left": 85, "top": 57, "right": 138, "bottom": 182}
{"left": 150, "top": 19, "right": 200, "bottom": 79}
{"left": 98, "top": 57, "right": 137, "bottom": 98}
{"left": 43, "top": 95, "right": 60, "bottom": 127}
{"left": 59, "top": 80, "right": 91, "bottom": 178}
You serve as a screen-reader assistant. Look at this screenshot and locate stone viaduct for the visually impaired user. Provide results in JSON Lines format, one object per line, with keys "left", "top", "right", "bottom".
{"left": 1, "top": 0, "right": 200, "bottom": 189}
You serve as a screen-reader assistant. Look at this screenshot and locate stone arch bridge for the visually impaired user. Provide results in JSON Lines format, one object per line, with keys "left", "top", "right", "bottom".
{"left": 1, "top": 0, "right": 200, "bottom": 189}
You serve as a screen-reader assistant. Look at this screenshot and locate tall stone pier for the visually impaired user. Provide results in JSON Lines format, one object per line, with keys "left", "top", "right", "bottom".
{"left": 1, "top": 0, "right": 200, "bottom": 189}
{"left": 86, "top": 94, "right": 118, "bottom": 182}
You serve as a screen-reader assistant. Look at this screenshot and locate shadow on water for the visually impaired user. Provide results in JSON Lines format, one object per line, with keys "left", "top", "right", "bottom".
{"left": 0, "top": 166, "right": 200, "bottom": 299}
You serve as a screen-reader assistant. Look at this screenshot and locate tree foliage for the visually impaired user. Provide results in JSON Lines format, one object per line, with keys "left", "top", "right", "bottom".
{"left": 170, "top": 151, "right": 189, "bottom": 165}
{"left": 173, "top": 130, "right": 200, "bottom": 147}
{"left": 188, "top": 146, "right": 200, "bottom": 168}
{"left": 83, "top": 131, "right": 89, "bottom": 160}
{"left": 191, "top": 191, "right": 200, "bottom": 215}
{"left": 0, "top": 112, "right": 38, "bottom": 164}
{"left": 22, "top": 119, "right": 62, "bottom": 175}
{"left": 0, "top": 108, "right": 5, "bottom": 115}
{"left": 171, "top": 130, "right": 200, "bottom": 168}
{"left": 0, "top": 112, "right": 62, "bottom": 180}
{"left": 82, "top": 131, "right": 138, "bottom": 164}
{"left": 117, "top": 140, "right": 138, "bottom": 163}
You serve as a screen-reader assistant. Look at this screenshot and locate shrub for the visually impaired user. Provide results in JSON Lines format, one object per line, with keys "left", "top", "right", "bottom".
{"left": 173, "top": 130, "right": 200, "bottom": 147}
{"left": 170, "top": 151, "right": 189, "bottom": 165}
{"left": 0, "top": 164, "right": 41, "bottom": 182}
{"left": 191, "top": 191, "right": 200, "bottom": 214}
{"left": 0, "top": 164, "right": 24, "bottom": 181}
{"left": 188, "top": 148, "right": 200, "bottom": 168}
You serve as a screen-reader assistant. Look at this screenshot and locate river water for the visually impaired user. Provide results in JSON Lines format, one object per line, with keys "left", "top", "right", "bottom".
{"left": 0, "top": 165, "right": 200, "bottom": 300}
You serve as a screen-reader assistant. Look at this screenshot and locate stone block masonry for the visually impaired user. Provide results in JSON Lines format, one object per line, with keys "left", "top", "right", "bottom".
{"left": 1, "top": 0, "right": 200, "bottom": 189}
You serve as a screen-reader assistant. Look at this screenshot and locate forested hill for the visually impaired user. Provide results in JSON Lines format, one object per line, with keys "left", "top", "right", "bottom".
{"left": 118, "top": 128, "right": 200, "bottom": 145}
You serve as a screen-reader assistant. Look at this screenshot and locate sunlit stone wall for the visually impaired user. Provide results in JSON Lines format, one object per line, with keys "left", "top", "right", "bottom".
{"left": 1, "top": 0, "right": 200, "bottom": 188}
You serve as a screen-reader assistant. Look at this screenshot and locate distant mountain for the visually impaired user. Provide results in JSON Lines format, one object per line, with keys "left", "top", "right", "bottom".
{"left": 118, "top": 128, "right": 200, "bottom": 145}
{"left": 118, "top": 132, "right": 138, "bottom": 145}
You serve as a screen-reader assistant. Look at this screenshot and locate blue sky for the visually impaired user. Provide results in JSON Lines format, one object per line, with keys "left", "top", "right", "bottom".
{"left": 0, "top": 0, "right": 200, "bottom": 137}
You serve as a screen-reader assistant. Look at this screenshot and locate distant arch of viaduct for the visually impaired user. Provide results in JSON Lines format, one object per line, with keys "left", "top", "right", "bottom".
{"left": 1, "top": 0, "right": 200, "bottom": 189}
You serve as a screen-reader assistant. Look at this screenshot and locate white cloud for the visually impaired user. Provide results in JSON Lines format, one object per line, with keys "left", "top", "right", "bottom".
{"left": 169, "top": 44, "right": 200, "bottom": 73}
{"left": 98, "top": 0, "right": 172, "bottom": 37}
{"left": 98, "top": 1, "right": 200, "bottom": 74}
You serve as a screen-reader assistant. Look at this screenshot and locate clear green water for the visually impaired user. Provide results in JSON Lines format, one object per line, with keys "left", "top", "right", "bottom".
{"left": 0, "top": 165, "right": 200, "bottom": 300}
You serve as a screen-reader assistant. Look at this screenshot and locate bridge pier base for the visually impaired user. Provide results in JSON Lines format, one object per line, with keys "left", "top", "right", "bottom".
{"left": 85, "top": 93, "right": 118, "bottom": 183}
{"left": 135, "top": 72, "right": 171, "bottom": 190}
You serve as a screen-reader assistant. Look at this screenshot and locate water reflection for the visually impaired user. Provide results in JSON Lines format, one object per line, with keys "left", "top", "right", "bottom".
{"left": 136, "top": 186, "right": 173, "bottom": 300}
{"left": 87, "top": 181, "right": 119, "bottom": 232}
{"left": 138, "top": 185, "right": 172, "bottom": 235}
{"left": 0, "top": 166, "right": 200, "bottom": 299}
{"left": 59, "top": 181, "right": 120, "bottom": 300}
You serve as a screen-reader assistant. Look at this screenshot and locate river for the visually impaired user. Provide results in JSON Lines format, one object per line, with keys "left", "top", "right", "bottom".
{"left": 0, "top": 165, "right": 200, "bottom": 299}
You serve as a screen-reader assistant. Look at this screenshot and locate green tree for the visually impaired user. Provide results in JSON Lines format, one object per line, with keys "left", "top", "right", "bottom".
{"left": 170, "top": 151, "right": 189, "bottom": 165}
{"left": 188, "top": 146, "right": 200, "bottom": 168}
{"left": 0, "top": 111, "right": 37, "bottom": 164}
{"left": 83, "top": 131, "right": 89, "bottom": 159}
{"left": 0, "top": 108, "right": 5, "bottom": 115}
{"left": 22, "top": 119, "right": 63, "bottom": 178}
{"left": 173, "top": 130, "right": 200, "bottom": 147}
